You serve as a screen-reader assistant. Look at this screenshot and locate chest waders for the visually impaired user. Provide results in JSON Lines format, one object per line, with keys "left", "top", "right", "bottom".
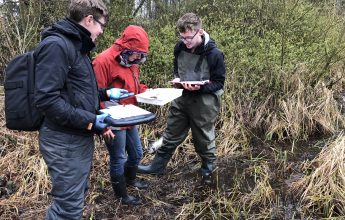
{"left": 138, "top": 51, "right": 222, "bottom": 183}
{"left": 177, "top": 50, "right": 210, "bottom": 81}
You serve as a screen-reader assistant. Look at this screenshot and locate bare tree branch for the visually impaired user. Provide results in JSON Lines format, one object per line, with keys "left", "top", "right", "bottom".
{"left": 133, "top": 0, "right": 146, "bottom": 17}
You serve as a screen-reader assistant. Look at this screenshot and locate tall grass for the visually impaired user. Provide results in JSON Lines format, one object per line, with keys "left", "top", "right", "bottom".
{"left": 291, "top": 133, "right": 345, "bottom": 216}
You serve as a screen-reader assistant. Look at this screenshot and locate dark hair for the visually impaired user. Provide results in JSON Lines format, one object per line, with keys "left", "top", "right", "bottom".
{"left": 69, "top": 0, "right": 108, "bottom": 22}
{"left": 176, "top": 13, "right": 202, "bottom": 33}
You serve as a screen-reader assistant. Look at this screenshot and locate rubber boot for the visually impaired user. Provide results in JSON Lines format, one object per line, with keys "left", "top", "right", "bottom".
{"left": 201, "top": 160, "right": 215, "bottom": 186}
{"left": 124, "top": 166, "right": 148, "bottom": 190}
{"left": 110, "top": 175, "right": 141, "bottom": 205}
{"left": 201, "top": 173, "right": 213, "bottom": 185}
{"left": 137, "top": 153, "right": 170, "bottom": 175}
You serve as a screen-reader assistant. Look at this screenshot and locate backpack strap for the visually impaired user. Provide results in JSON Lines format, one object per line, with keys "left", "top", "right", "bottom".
{"left": 46, "top": 33, "right": 77, "bottom": 106}
{"left": 54, "top": 33, "right": 77, "bottom": 70}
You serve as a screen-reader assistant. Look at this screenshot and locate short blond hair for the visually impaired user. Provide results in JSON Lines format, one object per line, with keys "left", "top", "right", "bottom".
{"left": 176, "top": 13, "right": 202, "bottom": 33}
{"left": 69, "top": 0, "right": 108, "bottom": 22}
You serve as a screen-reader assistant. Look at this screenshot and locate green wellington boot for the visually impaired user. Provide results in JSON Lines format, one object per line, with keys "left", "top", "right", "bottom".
{"left": 137, "top": 154, "right": 170, "bottom": 175}
{"left": 201, "top": 160, "right": 215, "bottom": 185}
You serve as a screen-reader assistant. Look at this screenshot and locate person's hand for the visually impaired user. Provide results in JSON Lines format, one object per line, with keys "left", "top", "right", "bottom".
{"left": 102, "top": 128, "right": 115, "bottom": 144}
{"left": 181, "top": 82, "right": 200, "bottom": 91}
{"left": 171, "top": 78, "right": 181, "bottom": 83}
{"left": 94, "top": 113, "right": 109, "bottom": 131}
{"left": 107, "top": 88, "right": 134, "bottom": 100}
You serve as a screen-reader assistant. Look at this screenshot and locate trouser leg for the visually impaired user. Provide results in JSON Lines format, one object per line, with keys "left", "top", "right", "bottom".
{"left": 106, "top": 129, "right": 142, "bottom": 204}
{"left": 191, "top": 118, "right": 217, "bottom": 159}
{"left": 188, "top": 93, "right": 220, "bottom": 177}
{"left": 191, "top": 120, "right": 216, "bottom": 176}
{"left": 125, "top": 126, "right": 143, "bottom": 167}
{"left": 39, "top": 126, "right": 94, "bottom": 220}
{"left": 157, "top": 99, "right": 190, "bottom": 156}
{"left": 106, "top": 130, "right": 126, "bottom": 176}
{"left": 138, "top": 99, "right": 190, "bottom": 174}
{"left": 124, "top": 127, "right": 147, "bottom": 189}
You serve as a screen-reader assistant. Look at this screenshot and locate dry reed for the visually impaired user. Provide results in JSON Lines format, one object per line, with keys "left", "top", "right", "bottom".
{"left": 291, "top": 132, "right": 345, "bottom": 216}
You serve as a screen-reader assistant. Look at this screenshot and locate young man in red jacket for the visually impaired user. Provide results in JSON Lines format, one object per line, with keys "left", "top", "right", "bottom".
{"left": 93, "top": 25, "right": 149, "bottom": 205}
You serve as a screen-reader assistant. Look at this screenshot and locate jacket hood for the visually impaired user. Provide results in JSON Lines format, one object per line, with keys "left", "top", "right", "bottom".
{"left": 114, "top": 25, "right": 149, "bottom": 53}
{"left": 197, "top": 30, "right": 216, "bottom": 54}
{"left": 41, "top": 18, "right": 95, "bottom": 53}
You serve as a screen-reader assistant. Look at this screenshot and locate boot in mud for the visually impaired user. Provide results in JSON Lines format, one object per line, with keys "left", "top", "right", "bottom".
{"left": 200, "top": 160, "right": 215, "bottom": 186}
{"left": 201, "top": 173, "right": 213, "bottom": 186}
{"left": 124, "top": 166, "right": 148, "bottom": 190}
{"left": 111, "top": 175, "right": 141, "bottom": 205}
{"left": 137, "top": 153, "right": 170, "bottom": 175}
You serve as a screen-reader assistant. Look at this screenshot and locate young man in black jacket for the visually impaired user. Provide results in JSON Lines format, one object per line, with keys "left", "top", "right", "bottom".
{"left": 138, "top": 13, "right": 226, "bottom": 185}
{"left": 34, "top": 0, "right": 131, "bottom": 218}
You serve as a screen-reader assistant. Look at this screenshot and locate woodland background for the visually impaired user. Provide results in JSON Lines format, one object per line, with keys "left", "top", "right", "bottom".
{"left": 2, "top": 0, "right": 345, "bottom": 219}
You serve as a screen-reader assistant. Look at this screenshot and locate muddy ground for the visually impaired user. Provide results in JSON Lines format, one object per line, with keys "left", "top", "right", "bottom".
{"left": 0, "top": 124, "right": 327, "bottom": 219}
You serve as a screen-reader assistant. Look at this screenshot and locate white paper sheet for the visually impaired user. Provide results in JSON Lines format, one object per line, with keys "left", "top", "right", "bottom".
{"left": 100, "top": 104, "right": 152, "bottom": 119}
{"left": 135, "top": 88, "right": 183, "bottom": 106}
{"left": 170, "top": 80, "right": 210, "bottom": 85}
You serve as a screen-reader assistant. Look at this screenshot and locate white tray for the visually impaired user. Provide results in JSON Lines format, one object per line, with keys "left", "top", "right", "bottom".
{"left": 135, "top": 88, "right": 183, "bottom": 106}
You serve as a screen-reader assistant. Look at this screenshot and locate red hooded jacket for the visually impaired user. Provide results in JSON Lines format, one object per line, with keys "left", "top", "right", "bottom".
{"left": 93, "top": 25, "right": 149, "bottom": 109}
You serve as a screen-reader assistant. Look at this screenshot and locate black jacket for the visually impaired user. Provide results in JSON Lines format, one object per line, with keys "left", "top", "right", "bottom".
{"left": 173, "top": 32, "right": 226, "bottom": 94}
{"left": 34, "top": 18, "right": 108, "bottom": 136}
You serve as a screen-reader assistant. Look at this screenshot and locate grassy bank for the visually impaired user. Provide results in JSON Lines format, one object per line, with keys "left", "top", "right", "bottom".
{"left": 1, "top": 71, "right": 345, "bottom": 219}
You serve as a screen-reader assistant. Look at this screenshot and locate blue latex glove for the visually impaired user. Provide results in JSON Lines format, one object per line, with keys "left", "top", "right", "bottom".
{"left": 94, "top": 113, "right": 109, "bottom": 131}
{"left": 108, "top": 88, "right": 134, "bottom": 100}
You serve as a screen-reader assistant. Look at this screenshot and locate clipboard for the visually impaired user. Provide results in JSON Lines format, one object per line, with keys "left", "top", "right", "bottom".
{"left": 100, "top": 104, "right": 156, "bottom": 126}
{"left": 104, "top": 113, "right": 156, "bottom": 126}
{"left": 170, "top": 80, "right": 210, "bottom": 85}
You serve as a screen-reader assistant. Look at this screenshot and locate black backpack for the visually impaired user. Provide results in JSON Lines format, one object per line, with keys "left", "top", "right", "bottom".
{"left": 4, "top": 34, "right": 75, "bottom": 131}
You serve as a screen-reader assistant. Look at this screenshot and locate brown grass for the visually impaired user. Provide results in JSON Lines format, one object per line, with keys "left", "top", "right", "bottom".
{"left": 291, "top": 133, "right": 345, "bottom": 216}
{"left": 1, "top": 67, "right": 345, "bottom": 219}
{"left": 265, "top": 69, "right": 344, "bottom": 141}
